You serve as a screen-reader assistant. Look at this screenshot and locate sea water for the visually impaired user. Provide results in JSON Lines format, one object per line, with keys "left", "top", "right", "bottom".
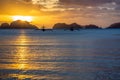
{"left": 0, "top": 29, "right": 120, "bottom": 80}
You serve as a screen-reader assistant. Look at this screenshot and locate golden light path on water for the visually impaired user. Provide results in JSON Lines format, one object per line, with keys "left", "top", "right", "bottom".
{"left": 3, "top": 30, "right": 61, "bottom": 79}
{"left": 15, "top": 31, "right": 28, "bottom": 70}
{"left": 0, "top": 30, "right": 120, "bottom": 80}
{"left": 9, "top": 30, "right": 33, "bottom": 79}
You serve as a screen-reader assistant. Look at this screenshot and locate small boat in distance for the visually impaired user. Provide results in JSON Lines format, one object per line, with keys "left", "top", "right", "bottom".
{"left": 41, "top": 26, "right": 46, "bottom": 32}
{"left": 70, "top": 27, "right": 74, "bottom": 31}
{"left": 35, "top": 25, "right": 46, "bottom": 31}
{"left": 35, "top": 25, "right": 53, "bottom": 31}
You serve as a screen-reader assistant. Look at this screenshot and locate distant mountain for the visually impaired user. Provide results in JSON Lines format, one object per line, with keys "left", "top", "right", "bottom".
{"left": 0, "top": 23, "right": 9, "bottom": 29}
{"left": 69, "top": 23, "right": 82, "bottom": 29}
{"left": 0, "top": 20, "right": 38, "bottom": 29}
{"left": 53, "top": 23, "right": 82, "bottom": 30}
{"left": 53, "top": 23, "right": 102, "bottom": 30}
{"left": 53, "top": 23, "right": 69, "bottom": 30}
{"left": 107, "top": 22, "right": 120, "bottom": 29}
{"left": 84, "top": 24, "right": 101, "bottom": 29}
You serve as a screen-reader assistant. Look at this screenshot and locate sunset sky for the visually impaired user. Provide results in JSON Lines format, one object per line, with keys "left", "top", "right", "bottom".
{"left": 0, "top": 0, "right": 120, "bottom": 28}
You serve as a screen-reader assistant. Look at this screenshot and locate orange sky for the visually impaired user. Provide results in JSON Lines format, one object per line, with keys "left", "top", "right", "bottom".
{"left": 0, "top": 0, "right": 120, "bottom": 28}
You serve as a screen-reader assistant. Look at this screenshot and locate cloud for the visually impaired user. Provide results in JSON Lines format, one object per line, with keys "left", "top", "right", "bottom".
{"left": 0, "top": 0, "right": 120, "bottom": 27}
{"left": 59, "top": 0, "right": 120, "bottom": 6}
{"left": 0, "top": 0, "right": 41, "bottom": 15}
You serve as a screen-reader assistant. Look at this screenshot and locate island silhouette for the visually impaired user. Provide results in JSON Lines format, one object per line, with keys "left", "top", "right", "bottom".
{"left": 107, "top": 22, "right": 120, "bottom": 29}
{"left": 0, "top": 20, "right": 120, "bottom": 30}
{"left": 0, "top": 20, "right": 38, "bottom": 29}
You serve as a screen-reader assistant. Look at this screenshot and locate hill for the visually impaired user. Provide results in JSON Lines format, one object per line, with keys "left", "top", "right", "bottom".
{"left": 53, "top": 23, "right": 82, "bottom": 30}
{"left": 84, "top": 24, "right": 101, "bottom": 29}
{"left": 107, "top": 22, "right": 120, "bottom": 29}
{"left": 53, "top": 23, "right": 101, "bottom": 30}
{"left": 0, "top": 20, "right": 38, "bottom": 29}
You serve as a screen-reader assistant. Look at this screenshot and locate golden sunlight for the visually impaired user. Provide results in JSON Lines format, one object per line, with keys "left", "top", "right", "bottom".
{"left": 12, "top": 16, "right": 33, "bottom": 22}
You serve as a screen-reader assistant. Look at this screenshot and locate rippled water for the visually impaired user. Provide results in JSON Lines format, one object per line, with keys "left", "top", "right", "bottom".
{"left": 0, "top": 29, "right": 120, "bottom": 80}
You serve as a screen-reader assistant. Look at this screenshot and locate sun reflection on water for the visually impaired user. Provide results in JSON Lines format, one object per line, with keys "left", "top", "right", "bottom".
{"left": 0, "top": 30, "right": 63, "bottom": 79}
{"left": 11, "top": 30, "right": 31, "bottom": 79}
{"left": 15, "top": 31, "right": 29, "bottom": 70}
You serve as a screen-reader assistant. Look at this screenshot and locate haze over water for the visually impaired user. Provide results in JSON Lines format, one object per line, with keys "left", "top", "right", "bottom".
{"left": 0, "top": 29, "right": 120, "bottom": 80}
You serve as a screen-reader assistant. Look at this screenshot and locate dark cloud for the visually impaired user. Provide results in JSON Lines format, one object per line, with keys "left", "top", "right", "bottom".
{"left": 0, "top": 0, "right": 120, "bottom": 27}
{"left": 59, "top": 0, "right": 120, "bottom": 6}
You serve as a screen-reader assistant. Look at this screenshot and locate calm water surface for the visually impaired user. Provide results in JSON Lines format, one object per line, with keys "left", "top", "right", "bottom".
{"left": 0, "top": 29, "right": 120, "bottom": 80}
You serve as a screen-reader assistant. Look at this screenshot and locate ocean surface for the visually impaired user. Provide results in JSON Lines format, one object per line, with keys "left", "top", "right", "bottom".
{"left": 0, "top": 29, "right": 120, "bottom": 80}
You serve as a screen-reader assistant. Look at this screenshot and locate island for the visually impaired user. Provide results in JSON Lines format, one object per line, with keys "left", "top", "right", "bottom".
{"left": 0, "top": 20, "right": 38, "bottom": 29}
{"left": 53, "top": 23, "right": 82, "bottom": 30}
{"left": 1, "top": 21, "right": 120, "bottom": 30}
{"left": 107, "top": 22, "right": 120, "bottom": 29}
{"left": 53, "top": 23, "right": 101, "bottom": 30}
{"left": 84, "top": 24, "right": 101, "bottom": 29}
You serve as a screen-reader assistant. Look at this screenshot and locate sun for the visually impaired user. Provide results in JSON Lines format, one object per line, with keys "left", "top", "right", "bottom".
{"left": 12, "top": 16, "right": 33, "bottom": 22}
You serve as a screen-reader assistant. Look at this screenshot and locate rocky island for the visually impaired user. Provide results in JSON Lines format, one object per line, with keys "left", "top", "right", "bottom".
{"left": 107, "top": 22, "right": 120, "bottom": 29}
{"left": 53, "top": 23, "right": 101, "bottom": 30}
{"left": 0, "top": 20, "right": 38, "bottom": 29}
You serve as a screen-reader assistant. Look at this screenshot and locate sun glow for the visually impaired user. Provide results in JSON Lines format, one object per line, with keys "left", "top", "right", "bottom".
{"left": 12, "top": 16, "right": 33, "bottom": 22}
